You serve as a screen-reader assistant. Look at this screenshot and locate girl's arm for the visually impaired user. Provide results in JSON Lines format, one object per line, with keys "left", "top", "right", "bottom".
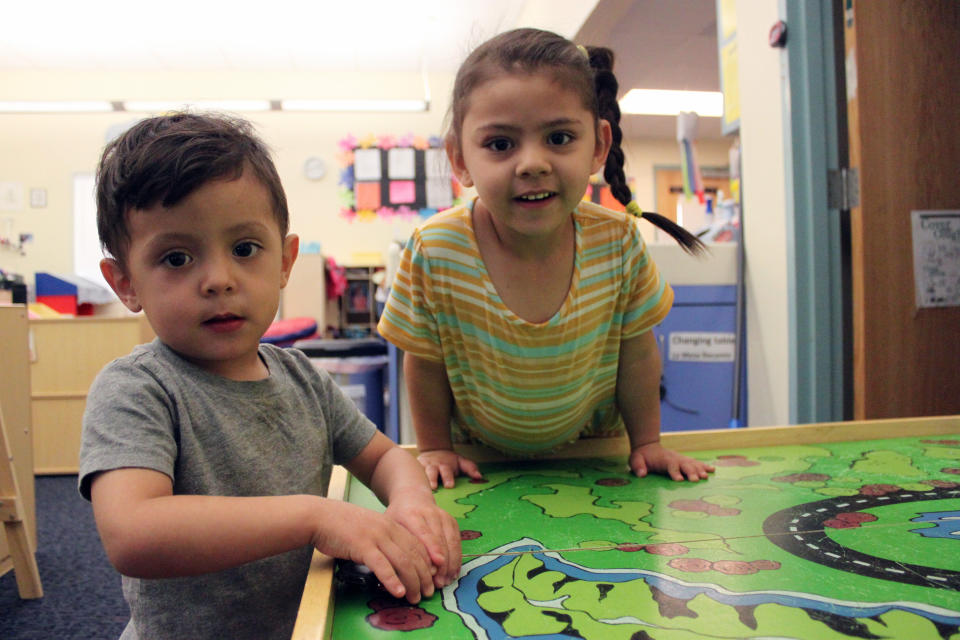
{"left": 404, "top": 353, "right": 483, "bottom": 488}
{"left": 616, "top": 330, "right": 714, "bottom": 481}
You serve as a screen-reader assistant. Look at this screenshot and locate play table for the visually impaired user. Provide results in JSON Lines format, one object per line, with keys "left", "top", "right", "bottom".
{"left": 292, "top": 416, "right": 960, "bottom": 640}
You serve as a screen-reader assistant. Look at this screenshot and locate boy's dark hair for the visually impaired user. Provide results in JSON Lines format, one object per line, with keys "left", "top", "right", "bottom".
{"left": 447, "top": 28, "right": 704, "bottom": 255}
{"left": 96, "top": 111, "right": 289, "bottom": 266}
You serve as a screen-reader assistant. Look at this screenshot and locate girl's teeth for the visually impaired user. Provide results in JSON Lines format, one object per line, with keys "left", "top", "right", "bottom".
{"left": 520, "top": 193, "right": 551, "bottom": 201}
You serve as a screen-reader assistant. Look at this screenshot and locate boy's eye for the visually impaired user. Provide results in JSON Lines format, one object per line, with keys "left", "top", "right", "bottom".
{"left": 161, "top": 252, "right": 192, "bottom": 268}
{"left": 547, "top": 131, "right": 574, "bottom": 146}
{"left": 233, "top": 241, "right": 262, "bottom": 258}
{"left": 484, "top": 137, "right": 513, "bottom": 153}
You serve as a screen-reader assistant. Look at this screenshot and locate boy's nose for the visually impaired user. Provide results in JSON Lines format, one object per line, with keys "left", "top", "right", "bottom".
{"left": 201, "top": 257, "right": 236, "bottom": 295}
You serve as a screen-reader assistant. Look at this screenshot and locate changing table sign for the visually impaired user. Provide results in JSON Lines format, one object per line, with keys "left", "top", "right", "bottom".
{"left": 668, "top": 332, "right": 736, "bottom": 362}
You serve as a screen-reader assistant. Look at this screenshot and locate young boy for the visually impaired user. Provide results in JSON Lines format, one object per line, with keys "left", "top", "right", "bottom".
{"left": 79, "top": 112, "right": 460, "bottom": 640}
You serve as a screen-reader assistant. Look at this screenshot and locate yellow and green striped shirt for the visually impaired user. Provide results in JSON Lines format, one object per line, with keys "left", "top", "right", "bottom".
{"left": 377, "top": 200, "right": 673, "bottom": 456}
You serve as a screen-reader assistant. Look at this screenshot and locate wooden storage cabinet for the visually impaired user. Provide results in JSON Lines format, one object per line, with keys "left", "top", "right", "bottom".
{"left": 0, "top": 305, "right": 37, "bottom": 574}
{"left": 29, "top": 315, "right": 153, "bottom": 474}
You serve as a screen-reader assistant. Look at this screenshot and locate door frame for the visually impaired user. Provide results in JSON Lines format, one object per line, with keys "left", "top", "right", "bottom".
{"left": 780, "top": 0, "right": 850, "bottom": 423}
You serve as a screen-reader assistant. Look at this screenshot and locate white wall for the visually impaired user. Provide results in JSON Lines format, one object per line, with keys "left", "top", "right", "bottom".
{"left": 0, "top": 68, "right": 732, "bottom": 274}
{"left": 735, "top": 0, "right": 791, "bottom": 428}
{"left": 0, "top": 69, "right": 457, "bottom": 279}
{"left": 0, "top": 8, "right": 793, "bottom": 430}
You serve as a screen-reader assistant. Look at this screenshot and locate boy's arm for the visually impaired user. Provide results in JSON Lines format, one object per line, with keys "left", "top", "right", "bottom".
{"left": 345, "top": 430, "right": 461, "bottom": 587}
{"left": 90, "top": 466, "right": 436, "bottom": 602}
{"left": 616, "top": 330, "right": 714, "bottom": 481}
{"left": 404, "top": 353, "right": 482, "bottom": 488}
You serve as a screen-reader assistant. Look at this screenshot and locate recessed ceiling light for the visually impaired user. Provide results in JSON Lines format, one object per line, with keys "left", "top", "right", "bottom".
{"left": 619, "top": 89, "right": 723, "bottom": 117}
{"left": 123, "top": 100, "right": 273, "bottom": 112}
{"left": 0, "top": 101, "right": 115, "bottom": 113}
{"left": 281, "top": 99, "right": 429, "bottom": 112}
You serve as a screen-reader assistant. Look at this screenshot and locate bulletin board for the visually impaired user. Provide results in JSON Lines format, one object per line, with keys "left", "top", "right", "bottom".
{"left": 337, "top": 134, "right": 461, "bottom": 222}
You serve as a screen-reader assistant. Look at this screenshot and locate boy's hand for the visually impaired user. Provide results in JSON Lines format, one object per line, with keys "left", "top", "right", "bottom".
{"left": 311, "top": 500, "right": 436, "bottom": 603}
{"left": 629, "top": 442, "right": 715, "bottom": 482}
{"left": 385, "top": 495, "right": 461, "bottom": 588}
{"left": 418, "top": 449, "right": 483, "bottom": 489}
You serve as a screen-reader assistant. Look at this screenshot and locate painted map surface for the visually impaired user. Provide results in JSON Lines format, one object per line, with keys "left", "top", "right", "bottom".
{"left": 330, "top": 434, "right": 960, "bottom": 639}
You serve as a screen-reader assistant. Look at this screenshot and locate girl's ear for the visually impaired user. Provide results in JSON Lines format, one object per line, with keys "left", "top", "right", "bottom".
{"left": 591, "top": 119, "right": 614, "bottom": 175}
{"left": 100, "top": 258, "right": 142, "bottom": 313}
{"left": 445, "top": 137, "right": 474, "bottom": 188}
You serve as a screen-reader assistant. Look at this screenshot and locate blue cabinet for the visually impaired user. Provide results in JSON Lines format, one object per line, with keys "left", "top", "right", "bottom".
{"left": 652, "top": 285, "right": 746, "bottom": 432}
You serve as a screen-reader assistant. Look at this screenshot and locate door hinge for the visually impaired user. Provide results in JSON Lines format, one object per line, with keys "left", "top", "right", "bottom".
{"left": 827, "top": 167, "right": 859, "bottom": 210}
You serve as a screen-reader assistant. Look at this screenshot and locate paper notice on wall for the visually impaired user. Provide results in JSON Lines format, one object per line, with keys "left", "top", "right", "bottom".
{"left": 0, "top": 182, "right": 24, "bottom": 211}
{"left": 911, "top": 210, "right": 960, "bottom": 308}
{"left": 668, "top": 332, "right": 736, "bottom": 362}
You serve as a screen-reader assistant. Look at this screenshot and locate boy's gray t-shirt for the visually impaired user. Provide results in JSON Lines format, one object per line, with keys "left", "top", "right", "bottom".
{"left": 78, "top": 339, "right": 378, "bottom": 640}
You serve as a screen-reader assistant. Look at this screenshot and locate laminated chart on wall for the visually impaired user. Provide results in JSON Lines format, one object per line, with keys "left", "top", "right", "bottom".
{"left": 338, "top": 134, "right": 461, "bottom": 222}
{"left": 911, "top": 210, "right": 960, "bottom": 308}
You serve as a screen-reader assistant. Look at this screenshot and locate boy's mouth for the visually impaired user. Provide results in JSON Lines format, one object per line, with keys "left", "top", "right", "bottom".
{"left": 203, "top": 313, "right": 245, "bottom": 331}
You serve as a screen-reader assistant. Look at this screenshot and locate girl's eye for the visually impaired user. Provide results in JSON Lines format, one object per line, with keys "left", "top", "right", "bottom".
{"left": 161, "top": 252, "right": 192, "bottom": 268}
{"left": 484, "top": 137, "right": 513, "bottom": 153}
{"left": 547, "top": 131, "right": 574, "bottom": 146}
{"left": 233, "top": 241, "right": 262, "bottom": 258}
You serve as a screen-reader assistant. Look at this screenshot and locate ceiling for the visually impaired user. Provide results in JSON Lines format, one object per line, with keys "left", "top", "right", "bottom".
{"left": 2, "top": 0, "right": 723, "bottom": 139}
{"left": 577, "top": 0, "right": 722, "bottom": 138}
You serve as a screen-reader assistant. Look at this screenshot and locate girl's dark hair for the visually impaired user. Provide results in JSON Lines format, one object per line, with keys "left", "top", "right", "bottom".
{"left": 448, "top": 28, "right": 705, "bottom": 255}
{"left": 96, "top": 111, "right": 289, "bottom": 266}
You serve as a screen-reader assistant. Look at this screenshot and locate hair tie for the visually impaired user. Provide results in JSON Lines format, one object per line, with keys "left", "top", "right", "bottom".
{"left": 576, "top": 44, "right": 589, "bottom": 60}
{"left": 625, "top": 201, "right": 644, "bottom": 218}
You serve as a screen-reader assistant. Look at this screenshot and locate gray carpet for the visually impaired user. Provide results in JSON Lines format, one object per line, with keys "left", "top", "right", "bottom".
{"left": 0, "top": 475, "right": 127, "bottom": 639}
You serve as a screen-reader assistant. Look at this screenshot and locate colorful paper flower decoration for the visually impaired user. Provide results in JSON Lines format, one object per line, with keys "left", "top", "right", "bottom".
{"left": 337, "top": 132, "right": 462, "bottom": 222}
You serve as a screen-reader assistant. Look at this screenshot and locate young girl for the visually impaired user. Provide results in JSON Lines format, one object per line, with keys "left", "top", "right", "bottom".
{"left": 378, "top": 28, "right": 715, "bottom": 489}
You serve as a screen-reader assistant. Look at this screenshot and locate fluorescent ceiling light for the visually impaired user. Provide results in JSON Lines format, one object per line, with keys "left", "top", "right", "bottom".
{"left": 281, "top": 99, "right": 428, "bottom": 112}
{"left": 0, "top": 101, "right": 114, "bottom": 113}
{"left": 619, "top": 89, "right": 723, "bottom": 117}
{"left": 123, "top": 100, "right": 273, "bottom": 112}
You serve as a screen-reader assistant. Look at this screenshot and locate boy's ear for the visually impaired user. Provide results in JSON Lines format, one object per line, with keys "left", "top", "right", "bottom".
{"left": 279, "top": 234, "right": 299, "bottom": 289}
{"left": 592, "top": 119, "right": 614, "bottom": 175}
{"left": 445, "top": 138, "right": 473, "bottom": 188}
{"left": 100, "top": 258, "right": 142, "bottom": 312}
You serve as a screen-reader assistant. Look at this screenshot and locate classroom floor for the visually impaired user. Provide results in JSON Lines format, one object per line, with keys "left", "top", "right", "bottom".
{"left": 329, "top": 434, "right": 960, "bottom": 639}
{"left": 0, "top": 475, "right": 127, "bottom": 640}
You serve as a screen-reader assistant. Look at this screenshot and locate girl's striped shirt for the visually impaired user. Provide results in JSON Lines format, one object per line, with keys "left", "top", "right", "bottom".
{"left": 377, "top": 199, "right": 673, "bottom": 456}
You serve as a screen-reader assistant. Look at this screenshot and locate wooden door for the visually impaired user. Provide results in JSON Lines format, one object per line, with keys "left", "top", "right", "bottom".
{"left": 844, "top": 1, "right": 960, "bottom": 418}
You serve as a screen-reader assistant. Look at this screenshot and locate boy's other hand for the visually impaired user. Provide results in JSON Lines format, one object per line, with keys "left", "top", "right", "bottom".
{"left": 417, "top": 449, "right": 483, "bottom": 489}
{"left": 385, "top": 496, "right": 462, "bottom": 588}
{"left": 629, "top": 442, "right": 715, "bottom": 482}
{"left": 311, "top": 500, "right": 435, "bottom": 603}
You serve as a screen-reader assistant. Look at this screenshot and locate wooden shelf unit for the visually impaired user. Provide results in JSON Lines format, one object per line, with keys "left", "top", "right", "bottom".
{"left": 29, "top": 314, "right": 153, "bottom": 474}
{"left": 0, "top": 305, "right": 37, "bottom": 578}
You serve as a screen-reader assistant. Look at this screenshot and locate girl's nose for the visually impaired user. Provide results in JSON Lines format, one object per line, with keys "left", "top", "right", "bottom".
{"left": 515, "top": 147, "right": 551, "bottom": 178}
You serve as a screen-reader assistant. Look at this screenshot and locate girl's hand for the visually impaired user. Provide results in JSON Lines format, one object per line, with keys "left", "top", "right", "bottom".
{"left": 310, "top": 500, "right": 435, "bottom": 603}
{"left": 417, "top": 449, "right": 483, "bottom": 489}
{"left": 629, "top": 442, "right": 715, "bottom": 482}
{"left": 385, "top": 496, "right": 462, "bottom": 588}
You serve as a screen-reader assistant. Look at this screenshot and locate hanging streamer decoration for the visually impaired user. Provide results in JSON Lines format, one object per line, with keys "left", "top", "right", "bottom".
{"left": 677, "top": 111, "right": 705, "bottom": 204}
{"left": 337, "top": 133, "right": 461, "bottom": 222}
